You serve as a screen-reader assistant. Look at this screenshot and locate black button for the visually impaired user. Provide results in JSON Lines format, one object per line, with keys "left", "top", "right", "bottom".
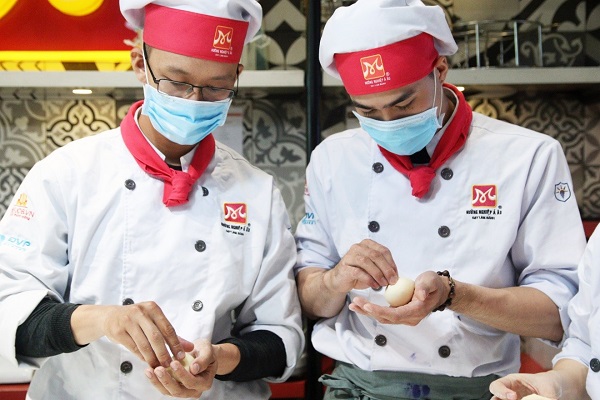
{"left": 195, "top": 240, "right": 206, "bottom": 252}
{"left": 441, "top": 168, "right": 453, "bottom": 180}
{"left": 591, "top": 358, "right": 600, "bottom": 372}
{"left": 368, "top": 221, "right": 380, "bottom": 232}
{"left": 124, "top": 179, "right": 136, "bottom": 190}
{"left": 374, "top": 286, "right": 383, "bottom": 292}
{"left": 122, "top": 298, "right": 134, "bottom": 306}
{"left": 374, "top": 335, "right": 387, "bottom": 347}
{"left": 372, "top": 162, "right": 384, "bottom": 173}
{"left": 120, "top": 361, "right": 133, "bottom": 374}
{"left": 438, "top": 226, "right": 450, "bottom": 238}
{"left": 192, "top": 300, "right": 203, "bottom": 312}
{"left": 438, "top": 345, "right": 451, "bottom": 358}
{"left": 202, "top": 187, "right": 209, "bottom": 196}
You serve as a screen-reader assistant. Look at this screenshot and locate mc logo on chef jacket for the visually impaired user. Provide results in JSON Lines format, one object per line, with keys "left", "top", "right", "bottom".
{"left": 472, "top": 185, "right": 497, "bottom": 208}
{"left": 224, "top": 203, "right": 247, "bottom": 224}
{"left": 213, "top": 25, "right": 234, "bottom": 50}
{"left": 360, "top": 54, "right": 385, "bottom": 80}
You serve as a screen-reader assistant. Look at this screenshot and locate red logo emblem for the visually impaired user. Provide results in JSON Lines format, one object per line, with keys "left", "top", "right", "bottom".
{"left": 360, "top": 54, "right": 385, "bottom": 80}
{"left": 224, "top": 203, "right": 247, "bottom": 224}
{"left": 213, "top": 26, "right": 234, "bottom": 50}
{"left": 472, "top": 185, "right": 497, "bottom": 207}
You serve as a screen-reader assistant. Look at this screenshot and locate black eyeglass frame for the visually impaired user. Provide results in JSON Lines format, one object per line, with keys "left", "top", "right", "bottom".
{"left": 143, "top": 43, "right": 238, "bottom": 102}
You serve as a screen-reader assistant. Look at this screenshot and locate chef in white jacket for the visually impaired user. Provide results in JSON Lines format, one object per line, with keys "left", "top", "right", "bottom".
{"left": 294, "top": 1, "right": 585, "bottom": 399}
{"left": 490, "top": 229, "right": 600, "bottom": 400}
{"left": 0, "top": 1, "right": 304, "bottom": 399}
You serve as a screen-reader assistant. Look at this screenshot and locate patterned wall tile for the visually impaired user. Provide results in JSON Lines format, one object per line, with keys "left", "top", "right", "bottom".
{"left": 0, "top": 167, "right": 29, "bottom": 215}
{"left": 244, "top": 98, "right": 307, "bottom": 226}
{"left": 583, "top": 100, "right": 600, "bottom": 218}
{"left": 0, "top": 100, "right": 46, "bottom": 168}
{"left": 44, "top": 99, "right": 117, "bottom": 154}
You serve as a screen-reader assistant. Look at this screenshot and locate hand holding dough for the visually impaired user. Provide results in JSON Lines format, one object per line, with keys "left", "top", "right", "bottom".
{"left": 384, "top": 276, "right": 415, "bottom": 307}
{"left": 166, "top": 352, "right": 195, "bottom": 382}
{"left": 522, "top": 395, "right": 554, "bottom": 400}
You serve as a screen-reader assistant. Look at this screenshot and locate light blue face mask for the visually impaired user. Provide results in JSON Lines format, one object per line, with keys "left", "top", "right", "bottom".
{"left": 141, "top": 84, "right": 231, "bottom": 146}
{"left": 354, "top": 72, "right": 444, "bottom": 156}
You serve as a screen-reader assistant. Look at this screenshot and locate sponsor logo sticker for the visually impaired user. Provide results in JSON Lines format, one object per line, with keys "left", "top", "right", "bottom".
{"left": 554, "top": 182, "right": 571, "bottom": 202}
{"left": 9, "top": 193, "right": 35, "bottom": 221}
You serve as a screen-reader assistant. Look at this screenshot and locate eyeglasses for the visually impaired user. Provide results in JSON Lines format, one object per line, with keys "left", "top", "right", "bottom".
{"left": 143, "top": 44, "right": 236, "bottom": 102}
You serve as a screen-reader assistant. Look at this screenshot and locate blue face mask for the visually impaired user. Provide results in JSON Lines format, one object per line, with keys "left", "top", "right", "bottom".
{"left": 142, "top": 84, "right": 231, "bottom": 145}
{"left": 354, "top": 72, "right": 444, "bottom": 156}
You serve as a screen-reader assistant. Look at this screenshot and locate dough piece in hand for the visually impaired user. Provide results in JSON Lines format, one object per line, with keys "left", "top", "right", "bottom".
{"left": 522, "top": 395, "right": 554, "bottom": 400}
{"left": 166, "top": 352, "right": 195, "bottom": 382}
{"left": 384, "top": 276, "right": 415, "bottom": 307}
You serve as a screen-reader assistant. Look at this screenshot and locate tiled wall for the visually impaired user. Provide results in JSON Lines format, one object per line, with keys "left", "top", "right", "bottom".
{"left": 0, "top": 0, "right": 599, "bottom": 228}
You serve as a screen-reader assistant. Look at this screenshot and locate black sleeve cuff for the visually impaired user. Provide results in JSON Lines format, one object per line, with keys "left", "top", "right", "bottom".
{"left": 215, "top": 330, "right": 287, "bottom": 382}
{"left": 16, "top": 297, "right": 87, "bottom": 358}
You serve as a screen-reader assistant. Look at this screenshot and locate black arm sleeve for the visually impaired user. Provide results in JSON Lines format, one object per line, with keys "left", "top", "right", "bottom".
{"left": 215, "top": 330, "right": 287, "bottom": 382}
{"left": 15, "top": 297, "right": 86, "bottom": 358}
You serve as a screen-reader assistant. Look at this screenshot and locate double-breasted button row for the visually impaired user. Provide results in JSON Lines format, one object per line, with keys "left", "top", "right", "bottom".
{"left": 122, "top": 298, "right": 134, "bottom": 306}
{"left": 438, "top": 345, "right": 451, "bottom": 358}
{"left": 373, "top": 335, "right": 451, "bottom": 359}
{"left": 371, "top": 163, "right": 454, "bottom": 181}
{"left": 591, "top": 358, "right": 600, "bottom": 372}
{"left": 124, "top": 180, "right": 210, "bottom": 197}
{"left": 192, "top": 300, "right": 204, "bottom": 312}
{"left": 374, "top": 335, "right": 387, "bottom": 347}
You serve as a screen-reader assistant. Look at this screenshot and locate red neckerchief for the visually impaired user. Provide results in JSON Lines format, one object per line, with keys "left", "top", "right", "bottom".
{"left": 120, "top": 100, "right": 215, "bottom": 207}
{"left": 379, "top": 83, "right": 472, "bottom": 199}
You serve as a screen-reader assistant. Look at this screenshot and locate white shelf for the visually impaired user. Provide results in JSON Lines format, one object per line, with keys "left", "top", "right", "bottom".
{"left": 323, "top": 67, "right": 600, "bottom": 88}
{"left": 0, "top": 70, "right": 305, "bottom": 89}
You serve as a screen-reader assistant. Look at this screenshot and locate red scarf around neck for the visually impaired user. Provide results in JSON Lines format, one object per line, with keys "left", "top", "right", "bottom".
{"left": 379, "top": 83, "right": 472, "bottom": 199}
{"left": 120, "top": 100, "right": 216, "bottom": 207}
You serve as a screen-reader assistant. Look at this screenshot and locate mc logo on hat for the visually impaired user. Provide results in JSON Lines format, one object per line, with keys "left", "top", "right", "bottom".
{"left": 213, "top": 25, "right": 234, "bottom": 50}
{"left": 360, "top": 54, "right": 385, "bottom": 80}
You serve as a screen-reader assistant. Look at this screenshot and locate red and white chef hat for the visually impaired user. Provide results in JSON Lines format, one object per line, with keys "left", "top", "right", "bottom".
{"left": 319, "top": 0, "right": 457, "bottom": 96}
{"left": 120, "top": 0, "right": 262, "bottom": 63}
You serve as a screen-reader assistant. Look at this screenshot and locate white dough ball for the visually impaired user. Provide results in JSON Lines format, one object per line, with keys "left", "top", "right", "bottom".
{"left": 384, "top": 276, "right": 415, "bottom": 307}
{"left": 166, "top": 352, "right": 195, "bottom": 382}
{"left": 522, "top": 395, "right": 554, "bottom": 400}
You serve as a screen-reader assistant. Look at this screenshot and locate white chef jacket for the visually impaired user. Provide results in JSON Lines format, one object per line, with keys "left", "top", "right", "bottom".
{"left": 554, "top": 227, "right": 600, "bottom": 397}
{"left": 295, "top": 111, "right": 584, "bottom": 378}
{"left": 0, "top": 127, "right": 304, "bottom": 400}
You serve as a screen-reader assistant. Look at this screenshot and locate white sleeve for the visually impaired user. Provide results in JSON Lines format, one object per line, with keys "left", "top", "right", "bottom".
{"left": 0, "top": 155, "right": 71, "bottom": 368}
{"left": 232, "top": 184, "right": 305, "bottom": 382}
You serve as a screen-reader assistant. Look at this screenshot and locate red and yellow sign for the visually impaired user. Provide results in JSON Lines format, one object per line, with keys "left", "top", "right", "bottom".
{"left": 0, "top": 0, "right": 133, "bottom": 71}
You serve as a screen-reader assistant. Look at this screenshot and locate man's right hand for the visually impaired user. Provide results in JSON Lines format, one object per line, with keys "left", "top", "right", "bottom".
{"left": 71, "top": 302, "right": 187, "bottom": 369}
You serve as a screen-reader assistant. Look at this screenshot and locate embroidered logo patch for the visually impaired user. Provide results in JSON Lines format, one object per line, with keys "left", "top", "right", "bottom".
{"left": 360, "top": 54, "right": 385, "bottom": 80}
{"left": 213, "top": 26, "right": 234, "bottom": 50}
{"left": 224, "top": 203, "right": 247, "bottom": 224}
{"left": 221, "top": 203, "right": 251, "bottom": 236}
{"left": 472, "top": 185, "right": 497, "bottom": 208}
{"left": 301, "top": 212, "right": 318, "bottom": 226}
{"left": 555, "top": 182, "right": 571, "bottom": 202}
{"left": 9, "top": 193, "right": 35, "bottom": 221}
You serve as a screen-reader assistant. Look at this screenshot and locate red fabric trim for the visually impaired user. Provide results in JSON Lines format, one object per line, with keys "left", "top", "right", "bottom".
{"left": 379, "top": 83, "right": 473, "bottom": 199}
{"left": 334, "top": 33, "right": 438, "bottom": 96}
{"left": 143, "top": 4, "right": 248, "bottom": 63}
{"left": 121, "top": 101, "right": 215, "bottom": 207}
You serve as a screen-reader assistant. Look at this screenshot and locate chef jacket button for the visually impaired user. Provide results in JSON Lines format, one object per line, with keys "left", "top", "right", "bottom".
{"left": 372, "top": 162, "right": 384, "bottom": 173}
{"left": 192, "top": 300, "right": 204, "bottom": 312}
{"left": 591, "top": 358, "right": 600, "bottom": 372}
{"left": 438, "top": 345, "right": 451, "bottom": 358}
{"left": 368, "top": 221, "right": 380, "bottom": 233}
{"left": 374, "top": 286, "right": 383, "bottom": 292}
{"left": 120, "top": 361, "right": 133, "bottom": 374}
{"left": 438, "top": 226, "right": 451, "bottom": 238}
{"left": 374, "top": 334, "right": 387, "bottom": 347}
{"left": 202, "top": 186, "right": 209, "bottom": 197}
{"left": 195, "top": 240, "right": 206, "bottom": 252}
{"left": 124, "top": 179, "right": 136, "bottom": 190}
{"left": 441, "top": 168, "right": 453, "bottom": 180}
{"left": 122, "top": 298, "right": 134, "bottom": 306}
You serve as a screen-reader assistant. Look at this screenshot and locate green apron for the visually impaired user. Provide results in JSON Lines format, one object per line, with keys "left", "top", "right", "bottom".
{"left": 320, "top": 362, "right": 497, "bottom": 400}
